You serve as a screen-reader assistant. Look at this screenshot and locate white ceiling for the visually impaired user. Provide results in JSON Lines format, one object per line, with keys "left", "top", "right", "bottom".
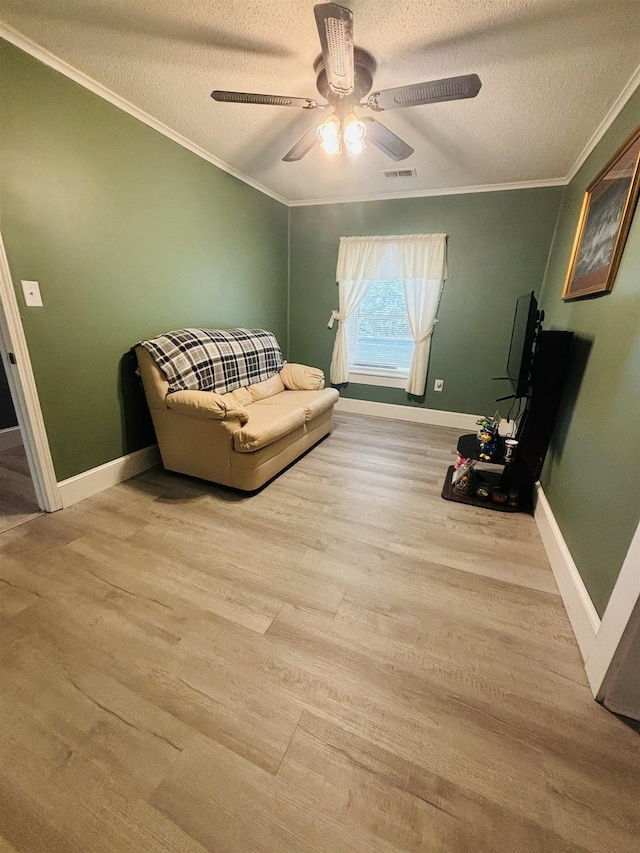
{"left": 1, "top": 0, "right": 639, "bottom": 204}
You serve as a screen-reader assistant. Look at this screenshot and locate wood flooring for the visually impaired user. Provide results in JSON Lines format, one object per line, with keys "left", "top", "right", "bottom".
{"left": 0, "top": 412, "right": 638, "bottom": 852}
{"left": 0, "top": 442, "right": 41, "bottom": 534}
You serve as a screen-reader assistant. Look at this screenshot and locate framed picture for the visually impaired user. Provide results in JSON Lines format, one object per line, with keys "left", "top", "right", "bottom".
{"left": 563, "top": 125, "right": 640, "bottom": 300}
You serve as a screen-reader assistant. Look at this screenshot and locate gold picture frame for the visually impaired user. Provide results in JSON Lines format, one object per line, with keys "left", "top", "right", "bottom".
{"left": 562, "top": 125, "right": 640, "bottom": 300}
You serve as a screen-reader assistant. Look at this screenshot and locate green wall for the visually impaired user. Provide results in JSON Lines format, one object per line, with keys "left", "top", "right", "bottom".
{"left": 289, "top": 188, "right": 563, "bottom": 417}
{"left": 539, "top": 88, "right": 640, "bottom": 616}
{"left": 0, "top": 40, "right": 288, "bottom": 481}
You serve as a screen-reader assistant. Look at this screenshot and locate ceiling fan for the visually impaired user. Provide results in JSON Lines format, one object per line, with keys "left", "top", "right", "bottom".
{"left": 211, "top": 3, "right": 481, "bottom": 163}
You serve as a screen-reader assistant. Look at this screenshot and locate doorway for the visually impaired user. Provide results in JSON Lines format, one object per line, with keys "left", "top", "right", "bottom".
{"left": 0, "top": 356, "right": 41, "bottom": 531}
{"left": 0, "top": 228, "right": 61, "bottom": 521}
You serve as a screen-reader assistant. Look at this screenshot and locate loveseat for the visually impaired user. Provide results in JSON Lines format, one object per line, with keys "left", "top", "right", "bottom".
{"left": 135, "top": 343, "right": 338, "bottom": 491}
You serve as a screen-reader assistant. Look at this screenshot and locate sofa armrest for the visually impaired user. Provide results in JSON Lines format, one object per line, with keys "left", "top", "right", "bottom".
{"left": 280, "top": 363, "right": 325, "bottom": 391}
{"left": 165, "top": 390, "right": 249, "bottom": 425}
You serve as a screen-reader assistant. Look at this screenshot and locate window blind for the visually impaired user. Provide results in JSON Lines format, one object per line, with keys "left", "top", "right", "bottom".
{"left": 346, "top": 279, "right": 413, "bottom": 373}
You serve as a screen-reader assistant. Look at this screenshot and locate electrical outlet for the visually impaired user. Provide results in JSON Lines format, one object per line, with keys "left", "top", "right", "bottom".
{"left": 434, "top": 379, "right": 444, "bottom": 392}
{"left": 21, "top": 280, "right": 43, "bottom": 307}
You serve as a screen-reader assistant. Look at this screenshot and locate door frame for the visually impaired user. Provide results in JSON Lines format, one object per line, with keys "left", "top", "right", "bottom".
{"left": 586, "top": 522, "right": 640, "bottom": 698}
{"left": 0, "top": 229, "right": 62, "bottom": 512}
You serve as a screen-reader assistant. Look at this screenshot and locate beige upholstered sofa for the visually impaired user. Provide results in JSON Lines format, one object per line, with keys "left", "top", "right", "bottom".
{"left": 135, "top": 346, "right": 339, "bottom": 491}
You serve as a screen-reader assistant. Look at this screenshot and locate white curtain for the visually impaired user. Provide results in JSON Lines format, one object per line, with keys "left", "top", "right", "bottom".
{"left": 404, "top": 277, "right": 442, "bottom": 395}
{"left": 328, "top": 234, "right": 447, "bottom": 390}
{"left": 401, "top": 233, "right": 448, "bottom": 395}
{"left": 327, "top": 237, "right": 392, "bottom": 385}
{"left": 327, "top": 278, "right": 372, "bottom": 385}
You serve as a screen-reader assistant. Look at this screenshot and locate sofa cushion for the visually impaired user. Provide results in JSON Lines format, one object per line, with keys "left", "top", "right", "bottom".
{"left": 248, "top": 374, "right": 286, "bottom": 402}
{"left": 231, "top": 409, "right": 333, "bottom": 471}
{"left": 233, "top": 405, "right": 305, "bottom": 452}
{"left": 280, "top": 363, "right": 325, "bottom": 391}
{"left": 230, "top": 386, "right": 252, "bottom": 408}
{"left": 254, "top": 388, "right": 339, "bottom": 423}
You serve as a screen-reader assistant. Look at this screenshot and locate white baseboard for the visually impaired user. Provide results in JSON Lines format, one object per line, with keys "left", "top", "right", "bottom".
{"left": 0, "top": 425, "right": 22, "bottom": 451}
{"left": 533, "top": 482, "right": 601, "bottom": 662}
{"left": 335, "top": 397, "right": 479, "bottom": 430}
{"left": 58, "top": 444, "right": 161, "bottom": 508}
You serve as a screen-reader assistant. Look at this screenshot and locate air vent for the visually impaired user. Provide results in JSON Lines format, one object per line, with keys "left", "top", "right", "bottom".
{"left": 382, "top": 168, "right": 417, "bottom": 179}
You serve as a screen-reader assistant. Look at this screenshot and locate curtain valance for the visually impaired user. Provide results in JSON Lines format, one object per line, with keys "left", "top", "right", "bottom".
{"left": 336, "top": 234, "right": 448, "bottom": 283}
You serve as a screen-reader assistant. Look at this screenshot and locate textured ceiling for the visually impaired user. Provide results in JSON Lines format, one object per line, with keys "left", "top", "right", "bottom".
{"left": 1, "top": 0, "right": 639, "bottom": 203}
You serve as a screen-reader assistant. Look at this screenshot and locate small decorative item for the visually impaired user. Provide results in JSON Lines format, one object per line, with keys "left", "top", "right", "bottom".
{"left": 453, "top": 459, "right": 476, "bottom": 495}
{"left": 454, "top": 452, "right": 471, "bottom": 470}
{"left": 452, "top": 457, "right": 473, "bottom": 485}
{"left": 476, "top": 415, "right": 494, "bottom": 438}
{"left": 508, "top": 489, "right": 520, "bottom": 507}
{"left": 491, "top": 487, "right": 508, "bottom": 504}
{"left": 563, "top": 125, "right": 640, "bottom": 300}
{"left": 503, "top": 439, "right": 518, "bottom": 463}
{"left": 476, "top": 416, "right": 502, "bottom": 462}
{"left": 475, "top": 482, "right": 491, "bottom": 500}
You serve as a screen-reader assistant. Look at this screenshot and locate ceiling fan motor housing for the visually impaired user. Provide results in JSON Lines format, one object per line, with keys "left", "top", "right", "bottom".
{"left": 314, "top": 47, "right": 376, "bottom": 104}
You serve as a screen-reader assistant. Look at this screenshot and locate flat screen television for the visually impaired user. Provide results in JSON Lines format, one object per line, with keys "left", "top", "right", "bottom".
{"left": 507, "top": 291, "right": 540, "bottom": 398}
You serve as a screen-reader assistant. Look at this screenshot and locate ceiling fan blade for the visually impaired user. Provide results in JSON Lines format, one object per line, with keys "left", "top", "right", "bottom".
{"left": 362, "top": 118, "right": 414, "bottom": 162}
{"left": 211, "top": 90, "right": 320, "bottom": 109}
{"left": 314, "top": 3, "right": 354, "bottom": 96}
{"left": 282, "top": 122, "right": 323, "bottom": 162}
{"left": 367, "top": 74, "right": 482, "bottom": 111}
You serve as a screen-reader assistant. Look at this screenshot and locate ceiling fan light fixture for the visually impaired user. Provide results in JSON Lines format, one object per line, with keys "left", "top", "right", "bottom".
{"left": 317, "top": 114, "right": 342, "bottom": 155}
{"left": 343, "top": 114, "right": 366, "bottom": 157}
{"left": 345, "top": 136, "right": 365, "bottom": 157}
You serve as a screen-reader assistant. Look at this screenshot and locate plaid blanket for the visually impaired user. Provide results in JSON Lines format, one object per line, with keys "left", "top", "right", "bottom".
{"left": 138, "top": 328, "right": 284, "bottom": 395}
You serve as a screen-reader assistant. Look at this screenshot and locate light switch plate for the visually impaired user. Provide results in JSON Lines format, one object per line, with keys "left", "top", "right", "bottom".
{"left": 21, "top": 280, "right": 43, "bottom": 307}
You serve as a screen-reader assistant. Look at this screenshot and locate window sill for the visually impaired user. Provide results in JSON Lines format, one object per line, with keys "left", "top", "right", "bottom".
{"left": 348, "top": 371, "right": 408, "bottom": 389}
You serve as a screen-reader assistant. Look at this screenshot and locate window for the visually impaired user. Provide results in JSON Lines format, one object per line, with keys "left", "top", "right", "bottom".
{"left": 328, "top": 233, "right": 447, "bottom": 392}
{"left": 346, "top": 279, "right": 413, "bottom": 387}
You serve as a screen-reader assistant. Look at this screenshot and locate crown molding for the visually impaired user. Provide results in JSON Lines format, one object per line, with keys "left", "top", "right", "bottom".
{"left": 0, "top": 22, "right": 289, "bottom": 206}
{"left": 1, "top": 22, "right": 638, "bottom": 208}
{"left": 565, "top": 62, "right": 640, "bottom": 184}
{"left": 287, "top": 177, "right": 568, "bottom": 207}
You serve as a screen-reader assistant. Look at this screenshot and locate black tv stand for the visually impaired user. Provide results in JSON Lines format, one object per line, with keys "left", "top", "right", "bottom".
{"left": 441, "top": 436, "right": 526, "bottom": 513}
{"left": 442, "top": 330, "right": 573, "bottom": 513}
